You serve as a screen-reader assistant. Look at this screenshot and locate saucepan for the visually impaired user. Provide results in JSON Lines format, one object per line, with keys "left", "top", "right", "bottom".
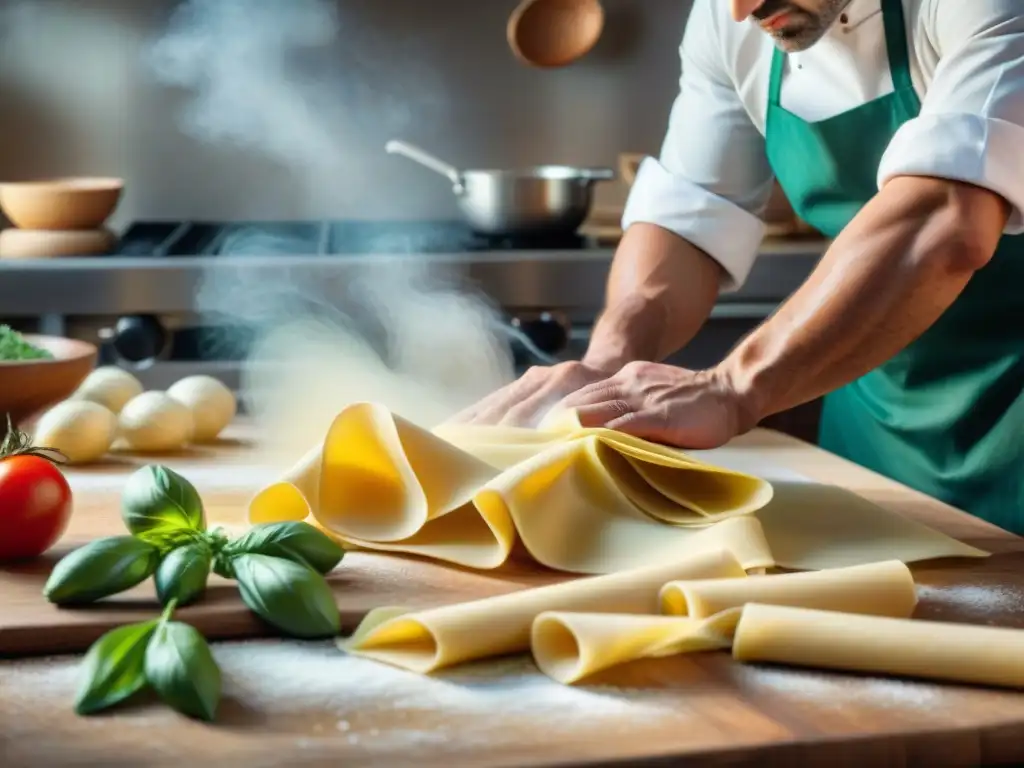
{"left": 385, "top": 140, "right": 615, "bottom": 238}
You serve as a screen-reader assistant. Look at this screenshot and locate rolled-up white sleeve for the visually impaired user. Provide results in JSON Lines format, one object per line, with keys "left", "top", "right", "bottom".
{"left": 622, "top": 0, "right": 774, "bottom": 292}
{"left": 878, "top": 0, "right": 1024, "bottom": 233}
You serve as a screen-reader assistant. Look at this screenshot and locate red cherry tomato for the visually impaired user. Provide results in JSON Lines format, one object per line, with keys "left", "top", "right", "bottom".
{"left": 0, "top": 454, "right": 73, "bottom": 560}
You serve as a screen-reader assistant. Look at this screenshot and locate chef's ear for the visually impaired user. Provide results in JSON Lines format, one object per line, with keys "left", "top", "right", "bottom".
{"left": 729, "top": 0, "right": 764, "bottom": 21}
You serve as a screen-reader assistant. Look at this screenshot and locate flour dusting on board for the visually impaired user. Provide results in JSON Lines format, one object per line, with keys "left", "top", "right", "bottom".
{"left": 223, "top": 643, "right": 673, "bottom": 739}
{"left": 731, "top": 665, "right": 947, "bottom": 709}
{"left": 917, "top": 584, "right": 1024, "bottom": 617}
{"left": 0, "top": 642, "right": 677, "bottom": 752}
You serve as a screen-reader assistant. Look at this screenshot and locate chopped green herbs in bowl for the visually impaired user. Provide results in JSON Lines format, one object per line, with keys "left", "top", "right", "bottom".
{"left": 0, "top": 331, "right": 97, "bottom": 425}
{"left": 0, "top": 325, "right": 55, "bottom": 362}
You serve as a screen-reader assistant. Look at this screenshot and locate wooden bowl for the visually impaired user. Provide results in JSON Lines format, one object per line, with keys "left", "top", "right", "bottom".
{"left": 0, "top": 336, "right": 98, "bottom": 426}
{"left": 508, "top": 0, "right": 605, "bottom": 68}
{"left": 0, "top": 178, "right": 124, "bottom": 231}
{"left": 0, "top": 227, "right": 116, "bottom": 259}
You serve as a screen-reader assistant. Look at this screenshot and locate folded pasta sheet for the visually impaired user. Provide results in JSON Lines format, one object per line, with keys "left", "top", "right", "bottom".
{"left": 532, "top": 560, "right": 917, "bottom": 684}
{"left": 249, "top": 402, "right": 775, "bottom": 573}
{"left": 339, "top": 548, "right": 747, "bottom": 673}
{"left": 249, "top": 401, "right": 987, "bottom": 574}
{"left": 732, "top": 603, "right": 1024, "bottom": 689}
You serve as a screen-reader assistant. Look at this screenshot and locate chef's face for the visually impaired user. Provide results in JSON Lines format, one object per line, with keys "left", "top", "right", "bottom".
{"left": 730, "top": 0, "right": 853, "bottom": 51}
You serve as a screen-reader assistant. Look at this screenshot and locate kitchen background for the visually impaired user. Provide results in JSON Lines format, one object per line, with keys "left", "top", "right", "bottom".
{"left": 0, "top": 0, "right": 825, "bottom": 440}
{"left": 0, "top": 0, "right": 682, "bottom": 223}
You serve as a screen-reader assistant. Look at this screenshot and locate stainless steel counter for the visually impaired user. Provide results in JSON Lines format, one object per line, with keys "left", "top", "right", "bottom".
{"left": 0, "top": 237, "right": 827, "bottom": 398}
{"left": 0, "top": 239, "right": 825, "bottom": 318}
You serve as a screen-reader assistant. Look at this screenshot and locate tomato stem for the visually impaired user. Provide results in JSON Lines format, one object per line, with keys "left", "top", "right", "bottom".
{"left": 1, "top": 414, "right": 68, "bottom": 465}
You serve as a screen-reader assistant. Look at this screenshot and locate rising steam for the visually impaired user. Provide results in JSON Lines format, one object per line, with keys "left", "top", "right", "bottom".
{"left": 147, "top": 0, "right": 342, "bottom": 181}
{"left": 147, "top": 0, "right": 515, "bottom": 459}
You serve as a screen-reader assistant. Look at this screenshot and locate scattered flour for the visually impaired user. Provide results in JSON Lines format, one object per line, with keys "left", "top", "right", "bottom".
{"left": 219, "top": 642, "right": 672, "bottom": 734}
{"left": 0, "top": 641, "right": 676, "bottom": 753}
{"left": 916, "top": 584, "right": 1024, "bottom": 617}
{"left": 731, "top": 664, "right": 947, "bottom": 710}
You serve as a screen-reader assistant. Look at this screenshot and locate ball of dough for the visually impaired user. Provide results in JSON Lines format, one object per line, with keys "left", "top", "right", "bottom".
{"left": 33, "top": 400, "right": 118, "bottom": 465}
{"left": 72, "top": 366, "right": 144, "bottom": 414}
{"left": 118, "top": 391, "right": 193, "bottom": 453}
{"left": 166, "top": 375, "right": 237, "bottom": 443}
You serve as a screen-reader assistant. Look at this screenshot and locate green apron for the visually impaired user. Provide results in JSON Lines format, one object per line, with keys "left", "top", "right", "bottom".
{"left": 764, "top": 0, "right": 1024, "bottom": 532}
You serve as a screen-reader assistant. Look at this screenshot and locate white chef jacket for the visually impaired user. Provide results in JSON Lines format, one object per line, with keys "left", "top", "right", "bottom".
{"left": 623, "top": 0, "right": 1024, "bottom": 291}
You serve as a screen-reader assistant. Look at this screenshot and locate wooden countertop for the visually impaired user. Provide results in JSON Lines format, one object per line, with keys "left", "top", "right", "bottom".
{"left": 3, "top": 427, "right": 1024, "bottom": 768}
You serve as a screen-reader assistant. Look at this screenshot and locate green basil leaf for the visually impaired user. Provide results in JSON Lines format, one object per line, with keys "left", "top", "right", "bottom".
{"left": 225, "top": 522, "right": 344, "bottom": 574}
{"left": 231, "top": 554, "right": 340, "bottom": 639}
{"left": 44, "top": 537, "right": 161, "bottom": 605}
{"left": 121, "top": 465, "right": 206, "bottom": 545}
{"left": 144, "top": 621, "right": 221, "bottom": 722}
{"left": 155, "top": 542, "right": 212, "bottom": 607}
{"left": 75, "top": 620, "right": 157, "bottom": 715}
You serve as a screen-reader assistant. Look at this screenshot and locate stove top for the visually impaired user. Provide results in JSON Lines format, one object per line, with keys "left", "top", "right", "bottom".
{"left": 112, "top": 220, "right": 598, "bottom": 257}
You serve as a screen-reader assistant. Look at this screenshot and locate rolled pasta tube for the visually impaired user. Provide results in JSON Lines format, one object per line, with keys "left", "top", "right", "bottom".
{"left": 339, "top": 547, "right": 746, "bottom": 673}
{"left": 660, "top": 560, "right": 917, "bottom": 619}
{"left": 532, "top": 610, "right": 741, "bottom": 685}
{"left": 733, "top": 603, "right": 1024, "bottom": 689}
{"left": 532, "top": 560, "right": 917, "bottom": 685}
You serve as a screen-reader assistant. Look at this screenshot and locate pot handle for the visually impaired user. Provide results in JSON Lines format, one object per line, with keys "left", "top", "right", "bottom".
{"left": 385, "top": 140, "right": 465, "bottom": 192}
{"left": 579, "top": 167, "right": 616, "bottom": 181}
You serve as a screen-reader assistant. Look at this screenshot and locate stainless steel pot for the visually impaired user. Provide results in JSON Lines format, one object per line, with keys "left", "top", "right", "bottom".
{"left": 385, "top": 140, "right": 614, "bottom": 237}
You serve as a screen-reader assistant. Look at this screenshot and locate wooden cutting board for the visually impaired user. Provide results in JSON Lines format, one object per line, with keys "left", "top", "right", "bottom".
{"left": 2, "top": 427, "right": 1022, "bottom": 658}
{"left": 0, "top": 549, "right": 573, "bottom": 657}
{"left": 7, "top": 427, "right": 1024, "bottom": 768}
{"left": 0, "top": 434, "right": 577, "bottom": 656}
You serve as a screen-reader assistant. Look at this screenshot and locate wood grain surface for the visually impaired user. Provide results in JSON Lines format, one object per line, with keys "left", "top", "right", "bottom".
{"left": 2, "top": 426, "right": 1024, "bottom": 768}
{"left": 0, "top": 434, "right": 578, "bottom": 657}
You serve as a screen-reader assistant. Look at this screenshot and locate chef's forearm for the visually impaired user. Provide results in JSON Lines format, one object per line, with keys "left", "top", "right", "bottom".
{"left": 719, "top": 176, "right": 1010, "bottom": 428}
{"left": 583, "top": 223, "right": 724, "bottom": 371}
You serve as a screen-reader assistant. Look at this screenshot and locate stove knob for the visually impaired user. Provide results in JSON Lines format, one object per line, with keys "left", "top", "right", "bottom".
{"left": 109, "top": 315, "right": 168, "bottom": 364}
{"left": 512, "top": 312, "right": 570, "bottom": 356}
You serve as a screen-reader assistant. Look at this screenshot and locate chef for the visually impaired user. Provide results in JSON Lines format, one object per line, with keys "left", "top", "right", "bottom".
{"left": 452, "top": 0, "right": 1024, "bottom": 531}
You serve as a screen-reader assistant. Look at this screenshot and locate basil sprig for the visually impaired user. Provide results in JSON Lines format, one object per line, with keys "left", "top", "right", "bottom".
{"left": 45, "top": 464, "right": 343, "bottom": 613}
{"left": 47, "top": 464, "right": 349, "bottom": 720}
{"left": 76, "top": 600, "right": 221, "bottom": 721}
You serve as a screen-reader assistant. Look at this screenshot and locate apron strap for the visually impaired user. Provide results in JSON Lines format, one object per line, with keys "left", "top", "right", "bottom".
{"left": 881, "top": 0, "right": 914, "bottom": 92}
{"left": 768, "top": 46, "right": 785, "bottom": 107}
{"left": 768, "top": 0, "right": 914, "bottom": 106}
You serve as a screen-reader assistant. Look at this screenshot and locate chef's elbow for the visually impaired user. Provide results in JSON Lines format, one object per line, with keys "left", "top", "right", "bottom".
{"left": 896, "top": 176, "right": 1009, "bottom": 274}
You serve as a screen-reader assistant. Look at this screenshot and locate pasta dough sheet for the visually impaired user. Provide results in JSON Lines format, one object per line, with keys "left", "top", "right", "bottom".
{"left": 339, "top": 548, "right": 747, "bottom": 673}
{"left": 532, "top": 560, "right": 917, "bottom": 684}
{"left": 249, "top": 401, "right": 776, "bottom": 573}
{"left": 689, "top": 447, "right": 988, "bottom": 570}
{"left": 732, "top": 603, "right": 1024, "bottom": 689}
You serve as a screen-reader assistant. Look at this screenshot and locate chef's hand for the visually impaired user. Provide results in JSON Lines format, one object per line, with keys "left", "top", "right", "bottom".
{"left": 558, "top": 361, "right": 752, "bottom": 449}
{"left": 447, "top": 361, "right": 613, "bottom": 427}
